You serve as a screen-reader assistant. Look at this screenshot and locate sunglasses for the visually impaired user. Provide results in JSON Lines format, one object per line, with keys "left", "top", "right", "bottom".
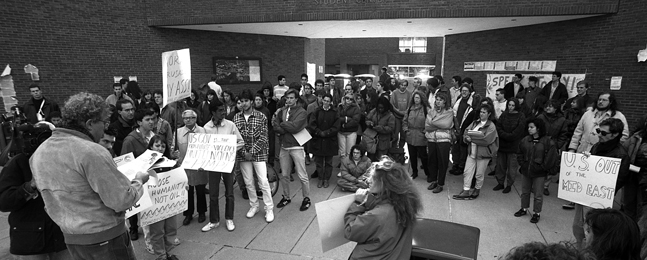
{"left": 595, "top": 128, "right": 611, "bottom": 136}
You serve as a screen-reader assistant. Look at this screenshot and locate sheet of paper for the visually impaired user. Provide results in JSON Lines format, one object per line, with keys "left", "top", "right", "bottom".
{"left": 113, "top": 152, "right": 135, "bottom": 167}
{"left": 494, "top": 62, "right": 505, "bottom": 71}
{"left": 483, "top": 62, "right": 495, "bottom": 71}
{"left": 610, "top": 76, "right": 622, "bottom": 90}
{"left": 117, "top": 150, "right": 165, "bottom": 180}
{"left": 541, "top": 61, "right": 557, "bottom": 71}
{"left": 315, "top": 194, "right": 355, "bottom": 252}
{"left": 1, "top": 65, "right": 10, "bottom": 77}
{"left": 114, "top": 76, "right": 122, "bottom": 83}
{"left": 529, "top": 61, "right": 542, "bottom": 71}
{"left": 129, "top": 76, "right": 137, "bottom": 82}
{"left": 125, "top": 184, "right": 153, "bottom": 218}
{"left": 294, "top": 128, "right": 312, "bottom": 146}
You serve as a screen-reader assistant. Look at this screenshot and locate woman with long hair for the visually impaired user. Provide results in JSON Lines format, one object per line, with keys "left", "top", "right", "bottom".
{"left": 453, "top": 104, "right": 498, "bottom": 200}
{"left": 584, "top": 208, "right": 640, "bottom": 260}
{"left": 344, "top": 159, "right": 422, "bottom": 260}
{"left": 223, "top": 90, "right": 237, "bottom": 116}
{"left": 424, "top": 92, "right": 454, "bottom": 193}
{"left": 403, "top": 91, "right": 430, "bottom": 180}
{"left": 365, "top": 96, "right": 395, "bottom": 160}
{"left": 308, "top": 94, "right": 339, "bottom": 188}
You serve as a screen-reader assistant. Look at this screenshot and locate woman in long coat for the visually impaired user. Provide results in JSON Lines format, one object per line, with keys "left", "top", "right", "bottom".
{"left": 308, "top": 94, "right": 339, "bottom": 188}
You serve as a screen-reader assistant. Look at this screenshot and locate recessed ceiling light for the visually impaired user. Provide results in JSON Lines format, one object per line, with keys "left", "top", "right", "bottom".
{"left": 217, "top": 26, "right": 222, "bottom": 28}
{"left": 284, "top": 31, "right": 288, "bottom": 33}
{"left": 448, "top": 29, "right": 453, "bottom": 30}
{"left": 511, "top": 19, "right": 517, "bottom": 21}
{"left": 403, "top": 35, "right": 407, "bottom": 36}
{"left": 298, "top": 23, "right": 303, "bottom": 25}
{"left": 407, "top": 21, "right": 412, "bottom": 23}
{"left": 362, "top": 30, "right": 366, "bottom": 31}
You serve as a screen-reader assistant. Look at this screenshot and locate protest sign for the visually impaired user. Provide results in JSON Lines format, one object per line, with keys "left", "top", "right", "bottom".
{"left": 558, "top": 152, "right": 620, "bottom": 208}
{"left": 181, "top": 133, "right": 237, "bottom": 173}
{"left": 117, "top": 150, "right": 166, "bottom": 180}
{"left": 139, "top": 168, "right": 188, "bottom": 226}
{"left": 162, "top": 48, "right": 191, "bottom": 107}
{"left": 315, "top": 194, "right": 355, "bottom": 252}
{"left": 125, "top": 185, "right": 152, "bottom": 218}
{"left": 485, "top": 73, "right": 585, "bottom": 101}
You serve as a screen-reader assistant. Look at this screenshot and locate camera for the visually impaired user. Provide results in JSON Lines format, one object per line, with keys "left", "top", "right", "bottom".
{"left": 16, "top": 123, "right": 53, "bottom": 154}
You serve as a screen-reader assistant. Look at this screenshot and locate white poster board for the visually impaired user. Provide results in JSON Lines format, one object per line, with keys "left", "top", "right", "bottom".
{"left": 315, "top": 195, "right": 355, "bottom": 252}
{"left": 558, "top": 152, "right": 620, "bottom": 209}
{"left": 139, "top": 168, "right": 189, "bottom": 226}
{"left": 180, "top": 133, "right": 237, "bottom": 173}
{"left": 485, "top": 73, "right": 585, "bottom": 101}
{"left": 162, "top": 48, "right": 192, "bottom": 107}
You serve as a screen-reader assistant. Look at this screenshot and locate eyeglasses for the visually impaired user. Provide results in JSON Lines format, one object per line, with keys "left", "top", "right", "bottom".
{"left": 596, "top": 128, "right": 611, "bottom": 136}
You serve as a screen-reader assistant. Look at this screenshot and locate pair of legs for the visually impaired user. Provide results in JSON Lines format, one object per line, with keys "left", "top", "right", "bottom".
{"left": 427, "top": 142, "right": 451, "bottom": 186}
{"left": 521, "top": 175, "right": 545, "bottom": 214}
{"left": 208, "top": 171, "right": 234, "bottom": 224}
{"left": 279, "top": 147, "right": 310, "bottom": 200}
{"left": 13, "top": 250, "right": 70, "bottom": 260}
{"left": 391, "top": 118, "right": 406, "bottom": 148}
{"left": 239, "top": 161, "right": 274, "bottom": 211}
{"left": 462, "top": 157, "right": 490, "bottom": 191}
{"left": 149, "top": 215, "right": 178, "bottom": 259}
{"left": 338, "top": 132, "right": 357, "bottom": 159}
{"left": 184, "top": 184, "right": 206, "bottom": 218}
{"left": 408, "top": 145, "right": 429, "bottom": 178}
{"left": 315, "top": 155, "right": 333, "bottom": 187}
{"left": 67, "top": 232, "right": 136, "bottom": 260}
{"left": 495, "top": 152, "right": 518, "bottom": 187}
{"left": 451, "top": 138, "right": 468, "bottom": 171}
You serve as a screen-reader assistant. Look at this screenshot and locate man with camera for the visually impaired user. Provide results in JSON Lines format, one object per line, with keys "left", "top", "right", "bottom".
{"left": 22, "top": 84, "right": 60, "bottom": 124}
{"left": 30, "top": 92, "right": 150, "bottom": 260}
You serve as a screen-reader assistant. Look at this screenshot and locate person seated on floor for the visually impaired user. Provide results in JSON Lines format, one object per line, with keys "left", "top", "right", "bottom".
{"left": 344, "top": 159, "right": 422, "bottom": 260}
{"left": 338, "top": 145, "right": 372, "bottom": 192}
{"left": 501, "top": 241, "right": 593, "bottom": 260}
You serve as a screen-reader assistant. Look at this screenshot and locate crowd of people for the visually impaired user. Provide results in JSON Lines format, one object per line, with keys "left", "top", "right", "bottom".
{"left": 0, "top": 69, "right": 647, "bottom": 259}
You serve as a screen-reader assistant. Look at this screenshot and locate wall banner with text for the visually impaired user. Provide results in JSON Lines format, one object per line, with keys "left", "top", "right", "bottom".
{"left": 485, "top": 73, "right": 585, "bottom": 101}
{"left": 162, "top": 48, "right": 191, "bottom": 107}
{"left": 139, "top": 168, "right": 189, "bottom": 226}
{"left": 180, "top": 133, "right": 237, "bottom": 173}
{"left": 558, "top": 152, "right": 620, "bottom": 208}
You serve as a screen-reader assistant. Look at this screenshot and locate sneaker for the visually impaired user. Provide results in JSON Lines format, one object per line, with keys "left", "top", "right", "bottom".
{"left": 166, "top": 254, "right": 179, "bottom": 260}
{"left": 543, "top": 188, "right": 550, "bottom": 196}
{"left": 226, "top": 220, "right": 235, "bottom": 231}
{"left": 487, "top": 171, "right": 495, "bottom": 176}
{"left": 198, "top": 213, "right": 206, "bottom": 223}
{"left": 145, "top": 240, "right": 154, "bottom": 254}
{"left": 300, "top": 197, "right": 311, "bottom": 211}
{"left": 129, "top": 228, "right": 139, "bottom": 241}
{"left": 502, "top": 186, "right": 512, "bottom": 194}
{"left": 432, "top": 185, "right": 443, "bottom": 194}
{"left": 452, "top": 190, "right": 471, "bottom": 200}
{"left": 562, "top": 202, "right": 575, "bottom": 210}
{"left": 427, "top": 181, "right": 437, "bottom": 190}
{"left": 265, "top": 210, "right": 274, "bottom": 223}
{"left": 337, "top": 172, "right": 341, "bottom": 178}
{"left": 277, "top": 197, "right": 291, "bottom": 208}
{"left": 514, "top": 208, "right": 528, "bottom": 217}
{"left": 469, "top": 189, "right": 480, "bottom": 199}
{"left": 201, "top": 222, "right": 219, "bottom": 232}
{"left": 492, "top": 184, "right": 504, "bottom": 191}
{"left": 246, "top": 206, "right": 259, "bottom": 218}
{"left": 172, "top": 238, "right": 180, "bottom": 245}
{"left": 530, "top": 213, "right": 540, "bottom": 223}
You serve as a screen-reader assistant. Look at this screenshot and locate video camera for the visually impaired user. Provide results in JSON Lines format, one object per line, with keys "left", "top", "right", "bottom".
{"left": 16, "top": 123, "right": 53, "bottom": 154}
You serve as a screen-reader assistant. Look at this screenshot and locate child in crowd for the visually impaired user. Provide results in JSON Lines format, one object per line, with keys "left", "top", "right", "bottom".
{"left": 144, "top": 135, "right": 181, "bottom": 260}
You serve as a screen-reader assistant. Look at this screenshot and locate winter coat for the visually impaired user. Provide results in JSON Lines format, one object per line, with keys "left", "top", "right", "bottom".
{"left": 308, "top": 106, "right": 339, "bottom": 157}
{"left": 402, "top": 105, "right": 428, "bottom": 146}
{"left": 424, "top": 108, "right": 454, "bottom": 143}
{"left": 591, "top": 138, "right": 630, "bottom": 192}
{"left": 537, "top": 112, "right": 569, "bottom": 149}
{"left": 496, "top": 111, "right": 526, "bottom": 153}
{"left": 563, "top": 108, "right": 582, "bottom": 140}
{"left": 273, "top": 105, "right": 308, "bottom": 149}
{"left": 339, "top": 156, "right": 372, "bottom": 183}
{"left": 568, "top": 109, "right": 629, "bottom": 153}
{"left": 197, "top": 101, "right": 212, "bottom": 127}
{"left": 366, "top": 109, "right": 395, "bottom": 151}
{"left": 109, "top": 116, "right": 135, "bottom": 156}
{"left": 464, "top": 120, "right": 499, "bottom": 159}
{"left": 517, "top": 135, "right": 557, "bottom": 178}
{"left": 0, "top": 154, "right": 66, "bottom": 255}
{"left": 22, "top": 97, "right": 60, "bottom": 124}
{"left": 337, "top": 104, "right": 361, "bottom": 133}
{"left": 539, "top": 82, "right": 569, "bottom": 105}
{"left": 121, "top": 129, "right": 150, "bottom": 157}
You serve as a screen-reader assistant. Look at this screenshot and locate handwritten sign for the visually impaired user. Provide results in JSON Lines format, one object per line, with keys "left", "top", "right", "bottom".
{"left": 181, "top": 133, "right": 237, "bottom": 173}
{"left": 139, "top": 168, "right": 188, "bottom": 226}
{"left": 315, "top": 195, "right": 355, "bottom": 252}
{"left": 558, "top": 152, "right": 620, "bottom": 208}
{"left": 162, "top": 48, "right": 191, "bottom": 107}
{"left": 485, "top": 73, "right": 585, "bottom": 101}
{"left": 125, "top": 185, "right": 153, "bottom": 218}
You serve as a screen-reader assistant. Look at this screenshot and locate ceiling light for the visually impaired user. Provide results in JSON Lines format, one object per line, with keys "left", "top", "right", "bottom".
{"left": 284, "top": 31, "right": 288, "bottom": 33}
{"left": 448, "top": 29, "right": 453, "bottom": 30}
{"left": 362, "top": 30, "right": 366, "bottom": 31}
{"left": 298, "top": 24, "right": 303, "bottom": 25}
{"left": 511, "top": 19, "right": 517, "bottom": 21}
{"left": 407, "top": 21, "right": 412, "bottom": 23}
{"left": 217, "top": 26, "right": 222, "bottom": 28}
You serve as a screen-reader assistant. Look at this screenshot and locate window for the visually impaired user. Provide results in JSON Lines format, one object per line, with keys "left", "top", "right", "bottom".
{"left": 399, "top": 37, "right": 427, "bottom": 53}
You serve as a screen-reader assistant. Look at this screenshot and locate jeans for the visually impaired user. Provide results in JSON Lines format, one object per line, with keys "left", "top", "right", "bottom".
{"left": 451, "top": 138, "right": 468, "bottom": 169}
{"left": 337, "top": 132, "right": 357, "bottom": 159}
{"left": 462, "top": 157, "right": 490, "bottom": 190}
{"left": 127, "top": 215, "right": 138, "bottom": 232}
{"left": 391, "top": 118, "right": 406, "bottom": 148}
{"left": 67, "top": 232, "right": 136, "bottom": 260}
{"left": 279, "top": 147, "right": 310, "bottom": 199}
{"left": 495, "top": 152, "right": 518, "bottom": 186}
{"left": 208, "top": 171, "right": 234, "bottom": 223}
{"left": 13, "top": 250, "right": 71, "bottom": 260}
{"left": 521, "top": 175, "right": 545, "bottom": 213}
{"left": 315, "top": 156, "right": 333, "bottom": 180}
{"left": 148, "top": 215, "right": 178, "bottom": 259}
{"left": 427, "top": 142, "right": 451, "bottom": 186}
{"left": 408, "top": 145, "right": 429, "bottom": 176}
{"left": 184, "top": 184, "right": 206, "bottom": 217}
{"left": 269, "top": 130, "right": 276, "bottom": 165}
{"left": 240, "top": 161, "right": 274, "bottom": 211}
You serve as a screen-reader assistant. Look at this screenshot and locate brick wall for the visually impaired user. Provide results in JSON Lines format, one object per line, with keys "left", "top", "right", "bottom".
{"left": 443, "top": 0, "right": 647, "bottom": 125}
{"left": 0, "top": 0, "right": 305, "bottom": 111}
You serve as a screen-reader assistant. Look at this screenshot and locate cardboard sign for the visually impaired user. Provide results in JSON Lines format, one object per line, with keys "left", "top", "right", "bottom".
{"left": 139, "top": 168, "right": 188, "bottom": 226}
{"left": 162, "top": 48, "right": 192, "bottom": 107}
{"left": 558, "top": 152, "right": 620, "bottom": 208}
{"left": 485, "top": 73, "right": 585, "bottom": 101}
{"left": 315, "top": 195, "right": 355, "bottom": 252}
{"left": 116, "top": 150, "right": 171, "bottom": 218}
{"left": 181, "top": 133, "right": 237, "bottom": 173}
{"left": 125, "top": 185, "right": 152, "bottom": 219}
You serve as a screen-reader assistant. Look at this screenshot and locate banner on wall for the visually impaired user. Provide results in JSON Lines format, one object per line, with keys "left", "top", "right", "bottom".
{"left": 162, "top": 48, "right": 192, "bottom": 107}
{"left": 557, "top": 152, "right": 620, "bottom": 208}
{"left": 485, "top": 73, "right": 586, "bottom": 101}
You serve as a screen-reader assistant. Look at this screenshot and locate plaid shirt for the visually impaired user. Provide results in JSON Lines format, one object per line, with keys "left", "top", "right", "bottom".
{"left": 233, "top": 109, "right": 269, "bottom": 162}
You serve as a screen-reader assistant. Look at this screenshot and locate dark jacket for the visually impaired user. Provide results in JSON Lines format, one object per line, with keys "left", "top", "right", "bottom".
{"left": 121, "top": 129, "right": 149, "bottom": 157}
{"left": 563, "top": 108, "right": 583, "bottom": 140}
{"left": 539, "top": 82, "right": 568, "bottom": 106}
{"left": 0, "top": 154, "right": 66, "bottom": 255}
{"left": 22, "top": 97, "right": 60, "bottom": 124}
{"left": 537, "top": 112, "right": 569, "bottom": 149}
{"left": 622, "top": 131, "right": 647, "bottom": 220}
{"left": 496, "top": 112, "right": 526, "bottom": 153}
{"left": 517, "top": 135, "right": 558, "bottom": 178}
{"left": 273, "top": 105, "right": 308, "bottom": 148}
{"left": 564, "top": 94, "right": 593, "bottom": 110}
{"left": 109, "top": 116, "right": 135, "bottom": 156}
{"left": 366, "top": 109, "right": 395, "bottom": 151}
{"left": 308, "top": 106, "right": 339, "bottom": 157}
{"left": 504, "top": 82, "right": 525, "bottom": 100}
{"left": 198, "top": 100, "right": 212, "bottom": 127}
{"left": 337, "top": 104, "right": 361, "bottom": 133}
{"left": 591, "top": 137, "right": 630, "bottom": 192}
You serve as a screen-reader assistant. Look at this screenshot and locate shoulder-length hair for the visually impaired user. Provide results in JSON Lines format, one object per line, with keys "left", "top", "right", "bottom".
{"left": 585, "top": 208, "right": 640, "bottom": 260}
{"left": 147, "top": 135, "right": 172, "bottom": 158}
{"left": 594, "top": 92, "right": 619, "bottom": 117}
{"left": 477, "top": 104, "right": 496, "bottom": 123}
{"left": 407, "top": 91, "right": 430, "bottom": 115}
{"left": 528, "top": 117, "right": 547, "bottom": 137}
{"left": 434, "top": 92, "right": 452, "bottom": 110}
{"left": 372, "top": 163, "right": 422, "bottom": 228}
